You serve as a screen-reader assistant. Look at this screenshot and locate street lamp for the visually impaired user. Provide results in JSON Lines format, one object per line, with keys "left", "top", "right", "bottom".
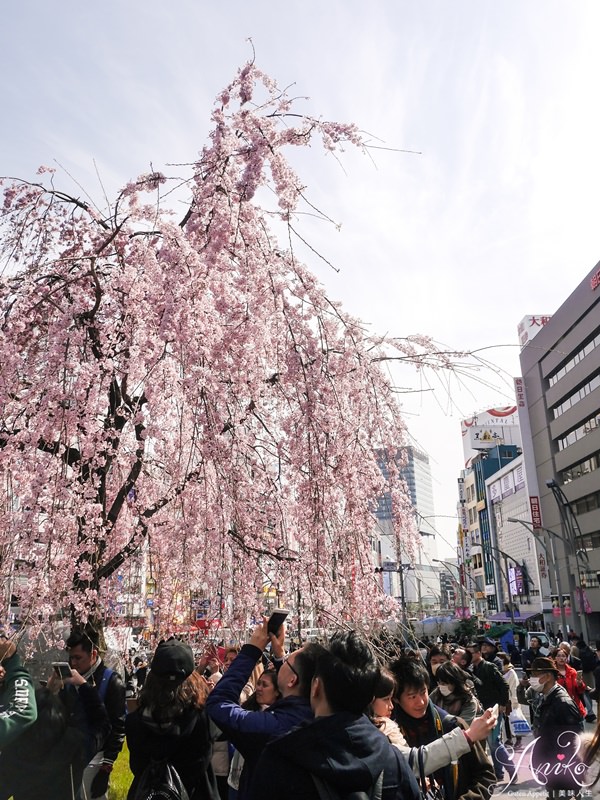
{"left": 546, "top": 479, "right": 590, "bottom": 642}
{"left": 432, "top": 559, "right": 468, "bottom": 618}
{"left": 375, "top": 560, "right": 413, "bottom": 626}
{"left": 507, "top": 517, "right": 569, "bottom": 636}
{"left": 486, "top": 545, "right": 517, "bottom": 627}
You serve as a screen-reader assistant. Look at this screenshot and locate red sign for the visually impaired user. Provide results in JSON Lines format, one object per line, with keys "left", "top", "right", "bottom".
{"left": 529, "top": 496, "right": 542, "bottom": 529}
{"left": 591, "top": 268, "right": 600, "bottom": 290}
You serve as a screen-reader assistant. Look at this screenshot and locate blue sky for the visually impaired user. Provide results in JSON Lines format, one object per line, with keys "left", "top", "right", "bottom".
{"left": 4, "top": 1, "right": 600, "bottom": 555}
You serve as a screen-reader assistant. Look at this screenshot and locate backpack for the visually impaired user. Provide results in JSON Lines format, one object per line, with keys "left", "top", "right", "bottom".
{"left": 132, "top": 758, "right": 190, "bottom": 800}
{"left": 579, "top": 646, "right": 598, "bottom": 673}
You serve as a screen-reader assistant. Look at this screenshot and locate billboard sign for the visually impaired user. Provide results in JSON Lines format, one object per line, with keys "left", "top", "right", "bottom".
{"left": 529, "top": 496, "right": 542, "bottom": 529}
{"left": 461, "top": 407, "right": 521, "bottom": 465}
{"left": 518, "top": 315, "right": 552, "bottom": 349}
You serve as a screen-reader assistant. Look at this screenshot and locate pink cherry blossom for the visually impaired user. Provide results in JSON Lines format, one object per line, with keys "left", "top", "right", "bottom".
{"left": 0, "top": 62, "right": 426, "bottom": 640}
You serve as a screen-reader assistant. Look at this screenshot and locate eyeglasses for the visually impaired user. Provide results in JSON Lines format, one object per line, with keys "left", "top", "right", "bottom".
{"left": 283, "top": 654, "right": 299, "bottom": 679}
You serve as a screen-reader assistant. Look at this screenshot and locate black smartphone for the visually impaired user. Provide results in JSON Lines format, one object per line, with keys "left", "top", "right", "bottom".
{"left": 267, "top": 608, "right": 289, "bottom": 634}
{"left": 52, "top": 661, "right": 73, "bottom": 679}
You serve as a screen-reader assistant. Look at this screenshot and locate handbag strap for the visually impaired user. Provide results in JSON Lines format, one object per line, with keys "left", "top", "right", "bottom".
{"left": 417, "top": 747, "right": 447, "bottom": 800}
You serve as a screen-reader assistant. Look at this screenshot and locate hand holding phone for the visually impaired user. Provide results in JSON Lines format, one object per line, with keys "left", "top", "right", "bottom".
{"left": 52, "top": 661, "right": 73, "bottom": 680}
{"left": 267, "top": 608, "right": 289, "bottom": 635}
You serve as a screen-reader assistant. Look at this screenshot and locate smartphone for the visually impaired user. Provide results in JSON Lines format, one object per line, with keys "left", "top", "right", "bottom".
{"left": 52, "top": 661, "right": 73, "bottom": 679}
{"left": 491, "top": 703, "right": 499, "bottom": 718}
{"left": 267, "top": 608, "right": 289, "bottom": 634}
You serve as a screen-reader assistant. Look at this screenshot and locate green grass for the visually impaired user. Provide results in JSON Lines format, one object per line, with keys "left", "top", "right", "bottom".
{"left": 108, "top": 741, "right": 133, "bottom": 800}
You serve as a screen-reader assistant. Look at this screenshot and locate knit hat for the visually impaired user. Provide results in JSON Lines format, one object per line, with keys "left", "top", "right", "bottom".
{"left": 151, "top": 639, "right": 194, "bottom": 683}
{"left": 481, "top": 637, "right": 498, "bottom": 649}
{"left": 530, "top": 656, "right": 558, "bottom": 675}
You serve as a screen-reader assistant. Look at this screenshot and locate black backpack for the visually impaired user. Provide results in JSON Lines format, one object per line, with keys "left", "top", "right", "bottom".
{"left": 132, "top": 758, "right": 190, "bottom": 800}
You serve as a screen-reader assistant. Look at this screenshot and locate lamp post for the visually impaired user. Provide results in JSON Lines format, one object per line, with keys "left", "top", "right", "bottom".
{"left": 376, "top": 560, "right": 413, "bottom": 627}
{"left": 546, "top": 479, "right": 590, "bottom": 643}
{"left": 507, "top": 517, "right": 568, "bottom": 637}
{"left": 433, "top": 558, "right": 468, "bottom": 618}
{"left": 487, "top": 544, "right": 517, "bottom": 627}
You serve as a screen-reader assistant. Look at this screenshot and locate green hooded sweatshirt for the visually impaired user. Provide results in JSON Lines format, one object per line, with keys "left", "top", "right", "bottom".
{"left": 0, "top": 652, "right": 37, "bottom": 746}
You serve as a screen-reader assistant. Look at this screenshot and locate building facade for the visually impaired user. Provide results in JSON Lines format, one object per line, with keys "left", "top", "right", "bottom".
{"left": 517, "top": 262, "right": 600, "bottom": 640}
{"left": 375, "top": 446, "right": 441, "bottom": 614}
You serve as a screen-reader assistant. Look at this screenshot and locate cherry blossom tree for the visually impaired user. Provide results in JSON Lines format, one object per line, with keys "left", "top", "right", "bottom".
{"left": 0, "top": 62, "right": 439, "bottom": 636}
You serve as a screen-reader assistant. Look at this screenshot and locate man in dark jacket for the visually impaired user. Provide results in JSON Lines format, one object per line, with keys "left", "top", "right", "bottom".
{"left": 206, "top": 618, "right": 320, "bottom": 800}
{"left": 521, "top": 636, "right": 544, "bottom": 670}
{"left": 64, "top": 627, "right": 126, "bottom": 800}
{"left": 480, "top": 637, "right": 503, "bottom": 671}
{"left": 250, "top": 631, "right": 421, "bottom": 800}
{"left": 0, "top": 636, "right": 37, "bottom": 747}
{"left": 528, "top": 656, "right": 585, "bottom": 798}
{"left": 467, "top": 641, "right": 509, "bottom": 781}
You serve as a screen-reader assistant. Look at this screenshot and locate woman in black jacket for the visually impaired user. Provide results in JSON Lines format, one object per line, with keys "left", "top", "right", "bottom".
{"left": 126, "top": 639, "right": 218, "bottom": 800}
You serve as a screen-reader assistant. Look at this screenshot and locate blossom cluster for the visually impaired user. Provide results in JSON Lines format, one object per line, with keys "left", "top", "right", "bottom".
{"left": 0, "top": 62, "right": 417, "bottom": 637}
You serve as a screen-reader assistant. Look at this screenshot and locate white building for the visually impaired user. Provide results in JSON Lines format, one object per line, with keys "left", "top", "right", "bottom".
{"left": 374, "top": 446, "right": 441, "bottom": 614}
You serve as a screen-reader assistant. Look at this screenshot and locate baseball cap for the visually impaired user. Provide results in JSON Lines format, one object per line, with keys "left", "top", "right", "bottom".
{"left": 151, "top": 639, "right": 194, "bottom": 683}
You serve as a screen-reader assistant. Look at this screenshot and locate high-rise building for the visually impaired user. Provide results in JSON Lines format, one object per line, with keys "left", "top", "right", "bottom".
{"left": 374, "top": 446, "right": 440, "bottom": 613}
{"left": 516, "top": 262, "right": 600, "bottom": 639}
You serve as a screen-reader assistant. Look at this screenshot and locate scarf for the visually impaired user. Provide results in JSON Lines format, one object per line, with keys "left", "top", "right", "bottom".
{"left": 394, "top": 701, "right": 455, "bottom": 799}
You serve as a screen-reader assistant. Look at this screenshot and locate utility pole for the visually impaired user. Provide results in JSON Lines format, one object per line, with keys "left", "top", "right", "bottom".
{"left": 433, "top": 559, "right": 467, "bottom": 618}
{"left": 488, "top": 545, "right": 515, "bottom": 627}
{"left": 508, "top": 517, "right": 568, "bottom": 637}
{"left": 546, "top": 480, "right": 590, "bottom": 642}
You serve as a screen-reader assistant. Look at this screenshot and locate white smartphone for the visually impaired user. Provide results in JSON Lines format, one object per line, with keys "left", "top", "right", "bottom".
{"left": 491, "top": 703, "right": 499, "bottom": 717}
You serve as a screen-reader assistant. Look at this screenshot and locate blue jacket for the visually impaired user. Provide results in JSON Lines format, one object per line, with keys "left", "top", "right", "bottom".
{"left": 206, "top": 644, "right": 312, "bottom": 799}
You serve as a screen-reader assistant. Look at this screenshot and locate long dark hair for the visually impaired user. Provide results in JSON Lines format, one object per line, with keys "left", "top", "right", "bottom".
{"left": 374, "top": 667, "right": 396, "bottom": 700}
{"left": 242, "top": 669, "right": 280, "bottom": 711}
{"left": 368, "top": 667, "right": 396, "bottom": 728}
{"left": 434, "top": 661, "right": 473, "bottom": 703}
{"left": 139, "top": 669, "right": 209, "bottom": 722}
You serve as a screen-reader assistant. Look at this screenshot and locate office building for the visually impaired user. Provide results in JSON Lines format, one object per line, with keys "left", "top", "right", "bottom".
{"left": 375, "top": 446, "right": 440, "bottom": 613}
{"left": 516, "top": 261, "right": 600, "bottom": 639}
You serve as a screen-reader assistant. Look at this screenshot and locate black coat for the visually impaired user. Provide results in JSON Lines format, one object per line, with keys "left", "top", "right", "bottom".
{"left": 249, "top": 712, "right": 421, "bottom": 800}
{"left": 470, "top": 659, "right": 509, "bottom": 709}
{"left": 126, "top": 706, "right": 218, "bottom": 800}
{"left": 532, "top": 684, "right": 585, "bottom": 793}
{"left": 521, "top": 647, "right": 542, "bottom": 670}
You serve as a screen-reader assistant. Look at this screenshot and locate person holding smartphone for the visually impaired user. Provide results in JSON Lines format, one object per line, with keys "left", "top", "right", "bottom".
{"left": 0, "top": 665, "right": 109, "bottom": 799}
{"left": 61, "top": 627, "right": 126, "bottom": 800}
{"left": 206, "top": 614, "right": 320, "bottom": 800}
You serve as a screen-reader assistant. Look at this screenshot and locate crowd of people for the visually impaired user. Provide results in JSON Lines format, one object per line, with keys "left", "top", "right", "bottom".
{"left": 0, "top": 624, "right": 600, "bottom": 799}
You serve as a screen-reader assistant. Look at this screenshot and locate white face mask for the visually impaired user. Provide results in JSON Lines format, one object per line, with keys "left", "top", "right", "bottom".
{"left": 438, "top": 684, "right": 454, "bottom": 697}
{"left": 431, "top": 663, "right": 442, "bottom": 675}
{"left": 529, "top": 676, "right": 545, "bottom": 692}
